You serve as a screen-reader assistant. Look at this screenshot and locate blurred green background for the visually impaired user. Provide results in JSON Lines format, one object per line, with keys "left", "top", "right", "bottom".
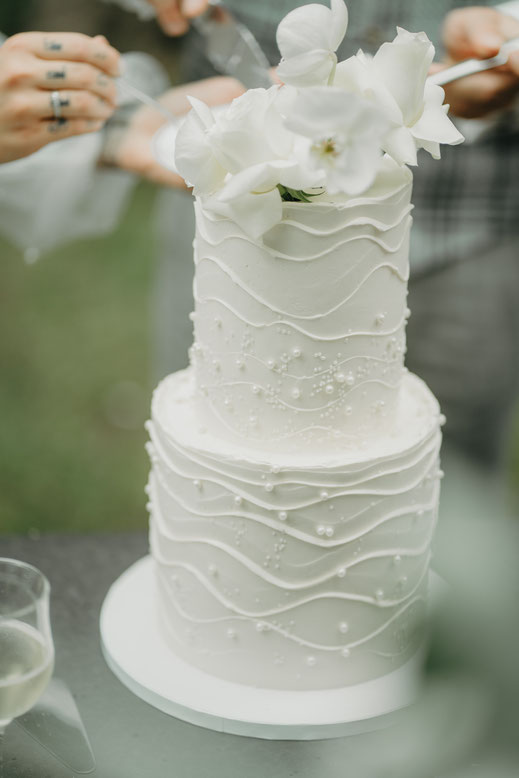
{"left": 1, "top": 0, "right": 518, "bottom": 537}
{"left": 0, "top": 184, "right": 158, "bottom": 534}
{"left": 0, "top": 0, "right": 184, "bottom": 535}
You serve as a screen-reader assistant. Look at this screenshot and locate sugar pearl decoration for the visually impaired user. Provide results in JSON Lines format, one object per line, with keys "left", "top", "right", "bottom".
{"left": 325, "top": 384, "right": 334, "bottom": 395}
{"left": 335, "top": 373, "right": 346, "bottom": 384}
{"left": 256, "top": 621, "right": 267, "bottom": 632}
{"left": 375, "top": 588, "right": 384, "bottom": 601}
{"left": 345, "top": 373, "right": 355, "bottom": 386}
{"left": 341, "top": 647, "right": 351, "bottom": 659}
{"left": 292, "top": 347, "right": 302, "bottom": 358}
{"left": 345, "top": 406, "right": 353, "bottom": 416}
{"left": 265, "top": 482, "right": 274, "bottom": 492}
{"left": 316, "top": 525, "right": 326, "bottom": 537}
{"left": 234, "top": 496, "right": 243, "bottom": 507}
{"left": 325, "top": 527, "right": 334, "bottom": 538}
{"left": 375, "top": 313, "right": 385, "bottom": 326}
{"left": 291, "top": 387, "right": 301, "bottom": 400}
{"left": 267, "top": 359, "right": 276, "bottom": 370}
{"left": 252, "top": 385, "right": 261, "bottom": 395}
{"left": 226, "top": 628, "right": 236, "bottom": 640}
{"left": 320, "top": 490, "right": 329, "bottom": 499}
{"left": 193, "top": 479, "right": 202, "bottom": 489}
{"left": 236, "top": 358, "right": 245, "bottom": 370}
{"left": 339, "top": 621, "right": 349, "bottom": 634}
{"left": 337, "top": 567, "right": 347, "bottom": 578}
{"left": 208, "top": 564, "right": 218, "bottom": 577}
{"left": 278, "top": 511, "right": 288, "bottom": 521}
{"left": 393, "top": 555, "right": 402, "bottom": 566}
{"left": 306, "top": 655, "right": 317, "bottom": 667}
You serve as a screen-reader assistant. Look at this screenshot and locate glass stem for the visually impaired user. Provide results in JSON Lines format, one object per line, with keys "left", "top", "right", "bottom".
{"left": 0, "top": 726, "right": 4, "bottom": 778}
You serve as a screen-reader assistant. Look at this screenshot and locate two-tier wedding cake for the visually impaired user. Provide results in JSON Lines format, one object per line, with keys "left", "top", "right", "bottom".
{"left": 145, "top": 0, "right": 463, "bottom": 692}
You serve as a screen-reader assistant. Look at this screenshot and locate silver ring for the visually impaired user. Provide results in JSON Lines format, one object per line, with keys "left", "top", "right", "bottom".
{"left": 50, "top": 90, "right": 62, "bottom": 119}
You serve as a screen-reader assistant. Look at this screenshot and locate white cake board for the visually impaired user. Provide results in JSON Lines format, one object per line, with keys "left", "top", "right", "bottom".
{"left": 100, "top": 556, "right": 441, "bottom": 741}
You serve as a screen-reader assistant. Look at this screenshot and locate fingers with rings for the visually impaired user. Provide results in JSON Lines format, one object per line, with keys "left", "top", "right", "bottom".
{"left": 4, "top": 32, "right": 120, "bottom": 77}
{"left": 36, "top": 61, "right": 117, "bottom": 104}
{"left": 45, "top": 117, "right": 105, "bottom": 137}
{"left": 45, "top": 89, "right": 114, "bottom": 121}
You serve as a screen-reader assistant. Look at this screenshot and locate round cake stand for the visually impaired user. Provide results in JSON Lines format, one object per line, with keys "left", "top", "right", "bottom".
{"left": 100, "top": 556, "right": 438, "bottom": 741}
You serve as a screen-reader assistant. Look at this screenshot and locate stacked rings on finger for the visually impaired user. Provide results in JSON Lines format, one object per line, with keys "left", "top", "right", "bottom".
{"left": 50, "top": 90, "right": 62, "bottom": 119}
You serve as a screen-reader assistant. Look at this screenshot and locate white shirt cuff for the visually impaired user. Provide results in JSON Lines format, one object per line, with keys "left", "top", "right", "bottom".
{"left": 496, "top": 1, "right": 519, "bottom": 21}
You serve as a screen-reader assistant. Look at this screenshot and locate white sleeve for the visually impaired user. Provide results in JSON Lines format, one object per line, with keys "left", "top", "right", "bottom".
{"left": 496, "top": 1, "right": 519, "bottom": 20}
{"left": 0, "top": 51, "right": 169, "bottom": 261}
{"left": 100, "top": 0, "right": 156, "bottom": 20}
{"left": 0, "top": 134, "right": 135, "bottom": 262}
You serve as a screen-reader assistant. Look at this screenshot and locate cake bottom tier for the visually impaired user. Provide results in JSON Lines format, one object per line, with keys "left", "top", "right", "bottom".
{"left": 146, "top": 369, "right": 442, "bottom": 691}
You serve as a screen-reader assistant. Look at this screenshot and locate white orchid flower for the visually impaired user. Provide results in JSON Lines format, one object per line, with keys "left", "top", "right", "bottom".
{"left": 208, "top": 87, "right": 294, "bottom": 173}
{"left": 174, "top": 96, "right": 227, "bottom": 196}
{"left": 334, "top": 28, "right": 464, "bottom": 165}
{"left": 276, "top": 0, "right": 349, "bottom": 87}
{"left": 206, "top": 189, "right": 284, "bottom": 241}
{"left": 285, "top": 86, "right": 389, "bottom": 196}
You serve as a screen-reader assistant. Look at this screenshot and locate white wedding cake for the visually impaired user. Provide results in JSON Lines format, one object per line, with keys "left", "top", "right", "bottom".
{"left": 146, "top": 0, "right": 462, "bottom": 692}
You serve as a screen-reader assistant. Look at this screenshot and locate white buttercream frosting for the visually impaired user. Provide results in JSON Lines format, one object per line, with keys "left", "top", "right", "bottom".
{"left": 191, "top": 156, "right": 413, "bottom": 453}
{"left": 147, "top": 369, "right": 441, "bottom": 690}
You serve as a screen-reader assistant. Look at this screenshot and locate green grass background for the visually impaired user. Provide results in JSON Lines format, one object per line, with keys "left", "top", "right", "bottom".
{"left": 0, "top": 184, "right": 157, "bottom": 534}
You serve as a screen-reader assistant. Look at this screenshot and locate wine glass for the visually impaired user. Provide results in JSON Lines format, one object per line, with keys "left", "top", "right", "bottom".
{"left": 0, "top": 559, "right": 54, "bottom": 773}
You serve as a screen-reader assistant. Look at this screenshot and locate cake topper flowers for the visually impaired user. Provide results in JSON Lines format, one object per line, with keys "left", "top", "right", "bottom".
{"left": 174, "top": 0, "right": 464, "bottom": 239}
{"left": 276, "top": 0, "right": 348, "bottom": 87}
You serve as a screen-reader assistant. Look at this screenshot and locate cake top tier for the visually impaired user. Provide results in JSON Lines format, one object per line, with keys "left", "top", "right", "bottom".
{"left": 190, "top": 157, "right": 413, "bottom": 451}
{"left": 174, "top": 0, "right": 463, "bottom": 241}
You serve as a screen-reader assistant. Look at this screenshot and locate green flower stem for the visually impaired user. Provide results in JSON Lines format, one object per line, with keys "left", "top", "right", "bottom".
{"left": 328, "top": 53, "right": 338, "bottom": 86}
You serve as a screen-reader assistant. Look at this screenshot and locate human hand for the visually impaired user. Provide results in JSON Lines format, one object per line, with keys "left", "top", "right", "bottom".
{"left": 147, "top": 0, "right": 210, "bottom": 36}
{"left": 436, "top": 6, "right": 519, "bottom": 118}
{"left": 100, "top": 76, "right": 244, "bottom": 187}
{"left": 0, "top": 32, "right": 120, "bottom": 164}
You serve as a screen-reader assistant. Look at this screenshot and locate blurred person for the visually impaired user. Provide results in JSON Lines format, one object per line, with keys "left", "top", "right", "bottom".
{"left": 0, "top": 20, "right": 243, "bottom": 258}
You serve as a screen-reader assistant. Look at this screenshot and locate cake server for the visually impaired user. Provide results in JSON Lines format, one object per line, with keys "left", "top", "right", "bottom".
{"left": 117, "top": 1, "right": 273, "bottom": 123}
{"left": 193, "top": 0, "right": 273, "bottom": 89}
{"left": 428, "top": 35, "right": 519, "bottom": 86}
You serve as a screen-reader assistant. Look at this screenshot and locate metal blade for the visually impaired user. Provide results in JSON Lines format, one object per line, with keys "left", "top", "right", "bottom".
{"left": 193, "top": 1, "right": 273, "bottom": 89}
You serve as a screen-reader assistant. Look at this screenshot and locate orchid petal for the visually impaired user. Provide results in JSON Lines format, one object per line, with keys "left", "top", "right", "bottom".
{"left": 208, "top": 189, "right": 283, "bottom": 240}
{"left": 383, "top": 126, "right": 418, "bottom": 166}
{"left": 276, "top": 4, "right": 335, "bottom": 59}
{"left": 373, "top": 29, "right": 434, "bottom": 126}
{"left": 411, "top": 83, "right": 464, "bottom": 146}
{"left": 277, "top": 50, "right": 335, "bottom": 87}
{"left": 330, "top": 0, "right": 349, "bottom": 51}
{"left": 186, "top": 95, "right": 215, "bottom": 131}
{"left": 175, "top": 110, "right": 226, "bottom": 194}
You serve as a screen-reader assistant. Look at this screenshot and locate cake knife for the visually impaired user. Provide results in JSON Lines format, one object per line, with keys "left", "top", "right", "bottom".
{"left": 117, "top": 1, "right": 273, "bottom": 122}
{"left": 428, "top": 35, "right": 519, "bottom": 86}
{"left": 192, "top": 0, "right": 273, "bottom": 89}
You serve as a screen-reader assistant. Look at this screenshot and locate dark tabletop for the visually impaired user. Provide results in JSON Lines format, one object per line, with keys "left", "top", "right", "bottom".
{"left": 0, "top": 532, "right": 380, "bottom": 778}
